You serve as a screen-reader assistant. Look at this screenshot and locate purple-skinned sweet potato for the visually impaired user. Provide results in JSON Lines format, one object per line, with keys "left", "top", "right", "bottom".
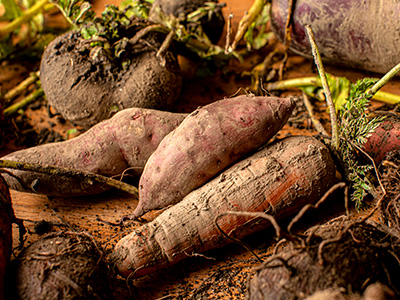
{"left": 132, "top": 94, "right": 295, "bottom": 218}
{"left": 270, "top": 0, "right": 400, "bottom": 74}
{"left": 1, "top": 108, "right": 187, "bottom": 196}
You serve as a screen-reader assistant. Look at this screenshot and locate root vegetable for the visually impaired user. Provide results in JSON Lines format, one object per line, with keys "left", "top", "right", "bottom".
{"left": 248, "top": 217, "right": 400, "bottom": 299}
{"left": 40, "top": 19, "right": 182, "bottom": 128}
{"left": 270, "top": 0, "right": 400, "bottom": 74}
{"left": 362, "top": 112, "right": 400, "bottom": 166}
{"left": 10, "top": 232, "right": 110, "bottom": 300}
{"left": 133, "top": 95, "right": 296, "bottom": 218}
{"left": 1, "top": 108, "right": 187, "bottom": 196}
{"left": 111, "top": 136, "right": 336, "bottom": 278}
{"left": 0, "top": 175, "right": 14, "bottom": 300}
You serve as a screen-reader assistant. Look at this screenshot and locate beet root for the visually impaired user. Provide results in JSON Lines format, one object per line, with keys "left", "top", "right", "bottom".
{"left": 270, "top": 0, "right": 400, "bottom": 74}
{"left": 248, "top": 217, "right": 400, "bottom": 299}
{"left": 40, "top": 22, "right": 182, "bottom": 128}
{"left": 362, "top": 112, "right": 400, "bottom": 166}
{"left": 10, "top": 231, "right": 111, "bottom": 300}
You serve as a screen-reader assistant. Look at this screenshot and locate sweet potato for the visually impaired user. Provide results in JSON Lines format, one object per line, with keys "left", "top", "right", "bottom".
{"left": 111, "top": 136, "right": 336, "bottom": 278}
{"left": 362, "top": 112, "right": 400, "bottom": 165}
{"left": 133, "top": 95, "right": 296, "bottom": 218}
{"left": 1, "top": 108, "right": 187, "bottom": 196}
{"left": 0, "top": 175, "right": 15, "bottom": 300}
{"left": 270, "top": 0, "right": 400, "bottom": 74}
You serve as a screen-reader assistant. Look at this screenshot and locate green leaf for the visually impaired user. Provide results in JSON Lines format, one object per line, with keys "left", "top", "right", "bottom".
{"left": 0, "top": 0, "right": 23, "bottom": 21}
{"left": 51, "top": 0, "right": 95, "bottom": 27}
{"left": 66, "top": 128, "right": 77, "bottom": 136}
{"left": 244, "top": 3, "right": 271, "bottom": 51}
{"left": 326, "top": 73, "right": 351, "bottom": 111}
{"left": 0, "top": 37, "right": 15, "bottom": 60}
{"left": 337, "top": 77, "right": 386, "bottom": 207}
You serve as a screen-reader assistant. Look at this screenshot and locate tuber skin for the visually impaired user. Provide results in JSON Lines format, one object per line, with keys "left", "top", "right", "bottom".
{"left": 11, "top": 232, "right": 111, "bottom": 300}
{"left": 1, "top": 108, "right": 187, "bottom": 196}
{"left": 248, "top": 218, "right": 400, "bottom": 300}
{"left": 362, "top": 112, "right": 400, "bottom": 165}
{"left": 111, "top": 136, "right": 336, "bottom": 278}
{"left": 270, "top": 0, "right": 400, "bottom": 75}
{"left": 133, "top": 95, "right": 296, "bottom": 218}
{"left": 0, "top": 175, "right": 15, "bottom": 300}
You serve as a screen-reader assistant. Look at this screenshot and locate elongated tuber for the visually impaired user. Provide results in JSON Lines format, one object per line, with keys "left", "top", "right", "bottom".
{"left": 1, "top": 108, "right": 187, "bottom": 196}
{"left": 133, "top": 94, "right": 296, "bottom": 218}
{"left": 111, "top": 136, "right": 336, "bottom": 278}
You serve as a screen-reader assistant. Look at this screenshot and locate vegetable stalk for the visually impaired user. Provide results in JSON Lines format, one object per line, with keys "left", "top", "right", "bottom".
{"left": 0, "top": 159, "right": 139, "bottom": 196}
{"left": 0, "top": 0, "right": 50, "bottom": 39}
{"left": 305, "top": 25, "right": 339, "bottom": 150}
{"left": 265, "top": 77, "right": 400, "bottom": 105}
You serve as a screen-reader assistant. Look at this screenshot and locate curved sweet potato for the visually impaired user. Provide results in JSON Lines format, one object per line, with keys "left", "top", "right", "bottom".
{"left": 1, "top": 108, "right": 187, "bottom": 196}
{"left": 270, "top": 0, "right": 400, "bottom": 74}
{"left": 133, "top": 95, "right": 295, "bottom": 218}
{"left": 111, "top": 136, "right": 336, "bottom": 278}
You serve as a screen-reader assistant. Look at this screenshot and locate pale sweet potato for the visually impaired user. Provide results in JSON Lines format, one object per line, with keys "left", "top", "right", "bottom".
{"left": 111, "top": 136, "right": 336, "bottom": 278}
{"left": 133, "top": 95, "right": 296, "bottom": 218}
{"left": 1, "top": 108, "right": 187, "bottom": 196}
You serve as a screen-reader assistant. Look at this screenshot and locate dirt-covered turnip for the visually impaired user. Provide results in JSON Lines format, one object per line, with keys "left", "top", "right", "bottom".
{"left": 362, "top": 112, "right": 400, "bottom": 166}
{"left": 270, "top": 0, "right": 400, "bottom": 74}
{"left": 10, "top": 232, "right": 111, "bottom": 300}
{"left": 40, "top": 16, "right": 182, "bottom": 128}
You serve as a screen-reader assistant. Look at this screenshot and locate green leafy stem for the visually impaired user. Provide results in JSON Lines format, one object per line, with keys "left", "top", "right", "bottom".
{"left": 304, "top": 25, "right": 400, "bottom": 208}
{"left": 264, "top": 75, "right": 400, "bottom": 109}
